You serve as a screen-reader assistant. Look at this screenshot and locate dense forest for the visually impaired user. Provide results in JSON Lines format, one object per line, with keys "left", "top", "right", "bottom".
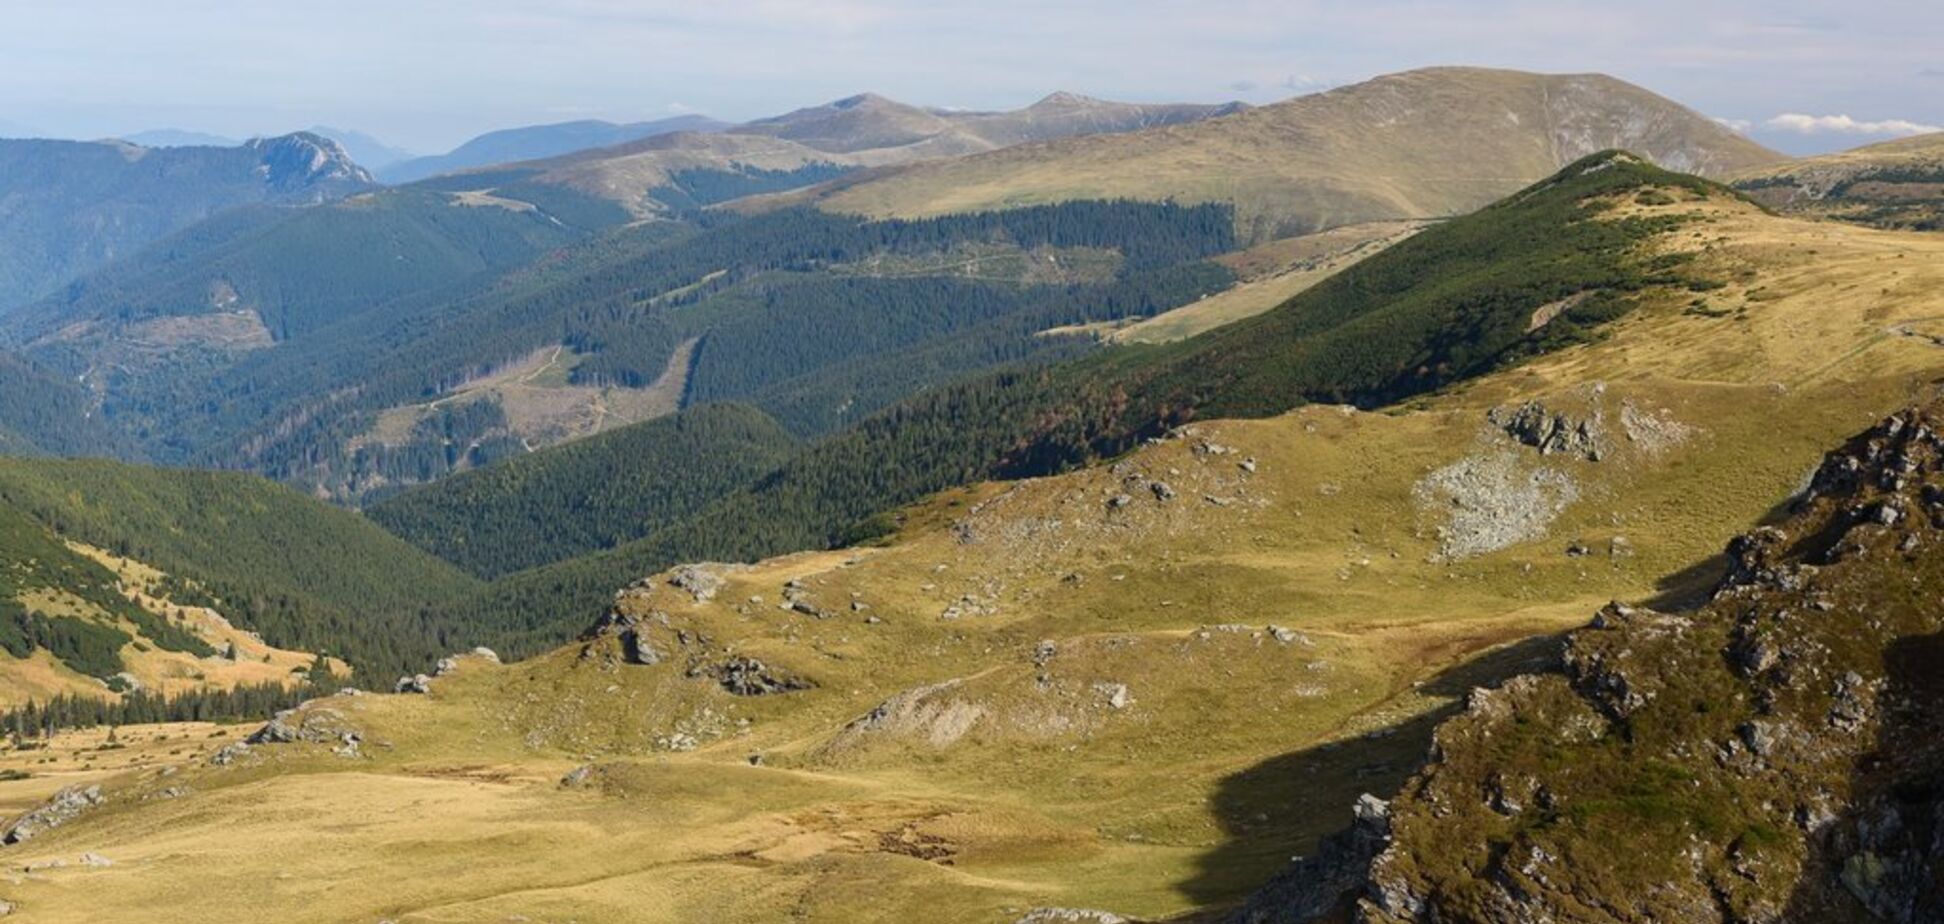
{"left": 368, "top": 404, "right": 798, "bottom": 578}
{"left": 18, "top": 197, "right": 1236, "bottom": 502}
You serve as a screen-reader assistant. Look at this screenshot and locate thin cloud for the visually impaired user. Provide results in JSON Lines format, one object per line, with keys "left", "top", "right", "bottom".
{"left": 1712, "top": 116, "right": 1753, "bottom": 133}
{"left": 1765, "top": 112, "right": 1943, "bottom": 136}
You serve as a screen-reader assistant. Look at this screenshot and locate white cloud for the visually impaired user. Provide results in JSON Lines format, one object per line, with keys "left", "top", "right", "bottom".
{"left": 1765, "top": 112, "right": 1943, "bottom": 136}
{"left": 1712, "top": 116, "right": 1753, "bottom": 133}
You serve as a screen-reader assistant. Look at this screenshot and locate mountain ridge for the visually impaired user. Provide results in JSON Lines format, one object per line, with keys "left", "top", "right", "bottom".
{"left": 777, "top": 67, "right": 1785, "bottom": 240}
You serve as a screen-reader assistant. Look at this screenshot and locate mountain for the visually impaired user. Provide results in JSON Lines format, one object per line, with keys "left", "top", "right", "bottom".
{"left": 119, "top": 129, "right": 242, "bottom": 148}
{"left": 12, "top": 153, "right": 1944, "bottom": 923}
{"left": 1734, "top": 131, "right": 1944, "bottom": 230}
{"left": 309, "top": 126, "right": 415, "bottom": 171}
{"left": 729, "top": 90, "right": 1245, "bottom": 158}
{"left": 945, "top": 91, "right": 1250, "bottom": 147}
{"left": 378, "top": 114, "right": 728, "bottom": 183}
{"left": 779, "top": 67, "right": 1785, "bottom": 240}
{"left": 0, "top": 132, "right": 374, "bottom": 311}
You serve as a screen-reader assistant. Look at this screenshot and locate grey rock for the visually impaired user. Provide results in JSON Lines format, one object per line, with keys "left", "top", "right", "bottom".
{"left": 394, "top": 673, "right": 432, "bottom": 694}
{"left": 1, "top": 785, "right": 103, "bottom": 845}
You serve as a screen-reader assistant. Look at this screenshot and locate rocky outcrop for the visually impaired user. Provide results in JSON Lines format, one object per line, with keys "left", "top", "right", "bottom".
{"left": 1490, "top": 400, "right": 1609, "bottom": 461}
{"left": 1231, "top": 794, "right": 1393, "bottom": 923}
{"left": 244, "top": 705, "right": 367, "bottom": 758}
{"left": 1237, "top": 404, "right": 1944, "bottom": 923}
{"left": 1, "top": 785, "right": 103, "bottom": 845}
{"left": 711, "top": 657, "right": 811, "bottom": 697}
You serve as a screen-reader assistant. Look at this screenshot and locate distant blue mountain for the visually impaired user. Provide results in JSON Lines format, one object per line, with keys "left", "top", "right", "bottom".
{"left": 379, "top": 114, "right": 727, "bottom": 183}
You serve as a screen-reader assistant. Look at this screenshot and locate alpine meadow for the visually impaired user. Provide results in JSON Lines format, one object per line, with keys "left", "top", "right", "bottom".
{"left": 2, "top": 5, "right": 1943, "bottom": 923}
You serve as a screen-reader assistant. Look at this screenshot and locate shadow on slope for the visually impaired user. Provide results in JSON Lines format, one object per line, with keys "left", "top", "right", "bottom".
{"left": 1179, "top": 633, "right": 1565, "bottom": 912}
{"left": 1781, "top": 630, "right": 1944, "bottom": 922}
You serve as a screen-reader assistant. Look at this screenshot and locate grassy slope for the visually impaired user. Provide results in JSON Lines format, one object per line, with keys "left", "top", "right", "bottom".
{"left": 12, "top": 180, "right": 1944, "bottom": 923}
{"left": 368, "top": 404, "right": 799, "bottom": 579}
{"left": 794, "top": 67, "right": 1782, "bottom": 239}
{"left": 0, "top": 458, "right": 481, "bottom": 676}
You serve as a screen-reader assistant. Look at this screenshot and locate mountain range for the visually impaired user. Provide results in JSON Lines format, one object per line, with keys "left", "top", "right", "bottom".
{"left": 2, "top": 134, "right": 1941, "bottom": 922}
{"left": 777, "top": 67, "right": 1782, "bottom": 240}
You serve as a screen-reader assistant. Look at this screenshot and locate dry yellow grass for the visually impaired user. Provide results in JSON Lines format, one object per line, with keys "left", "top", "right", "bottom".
{"left": 6, "top": 195, "right": 1944, "bottom": 923}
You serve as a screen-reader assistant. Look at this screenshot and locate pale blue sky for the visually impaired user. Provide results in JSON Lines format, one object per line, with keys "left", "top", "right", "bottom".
{"left": 1, "top": 0, "right": 1938, "bottom": 155}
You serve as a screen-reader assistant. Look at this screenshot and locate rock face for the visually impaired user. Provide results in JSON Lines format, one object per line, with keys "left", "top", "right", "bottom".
{"left": 0, "top": 784, "right": 103, "bottom": 845}
{"left": 1231, "top": 794, "right": 1394, "bottom": 923}
{"left": 1490, "top": 400, "right": 1608, "bottom": 461}
{"left": 1240, "top": 404, "right": 1944, "bottom": 923}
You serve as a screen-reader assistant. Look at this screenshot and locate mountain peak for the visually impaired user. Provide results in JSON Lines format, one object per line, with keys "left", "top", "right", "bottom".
{"left": 1031, "top": 91, "right": 1102, "bottom": 108}
{"left": 245, "top": 132, "right": 375, "bottom": 190}
{"left": 831, "top": 92, "right": 902, "bottom": 111}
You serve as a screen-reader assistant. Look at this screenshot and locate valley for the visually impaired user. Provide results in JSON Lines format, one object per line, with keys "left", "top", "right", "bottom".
{"left": 3, "top": 38, "right": 1943, "bottom": 923}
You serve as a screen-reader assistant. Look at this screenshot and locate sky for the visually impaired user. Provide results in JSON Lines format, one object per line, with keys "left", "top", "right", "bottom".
{"left": 1, "top": 0, "right": 1939, "bottom": 156}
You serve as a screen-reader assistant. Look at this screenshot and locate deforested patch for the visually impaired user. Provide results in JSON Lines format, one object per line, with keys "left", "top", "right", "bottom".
{"left": 1414, "top": 449, "right": 1580, "bottom": 559}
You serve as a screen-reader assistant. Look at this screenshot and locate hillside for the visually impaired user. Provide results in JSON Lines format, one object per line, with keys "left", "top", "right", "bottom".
{"left": 0, "top": 350, "right": 122, "bottom": 458}
{"left": 784, "top": 67, "right": 1783, "bottom": 240}
{"left": 0, "top": 458, "right": 480, "bottom": 678}
{"left": 7, "top": 158, "right": 1943, "bottom": 923}
{"left": 0, "top": 132, "right": 372, "bottom": 311}
{"left": 1734, "top": 131, "right": 1944, "bottom": 230}
{"left": 1273, "top": 404, "right": 1944, "bottom": 922}
{"left": 414, "top": 153, "right": 1737, "bottom": 654}
{"left": 0, "top": 501, "right": 333, "bottom": 708}
{"left": 367, "top": 404, "right": 798, "bottom": 579}
{"left": 379, "top": 115, "right": 728, "bottom": 183}
{"left": 11, "top": 195, "right": 1236, "bottom": 502}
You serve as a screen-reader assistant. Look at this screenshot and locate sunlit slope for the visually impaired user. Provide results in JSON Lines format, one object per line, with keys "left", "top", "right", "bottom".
{"left": 8, "top": 175, "right": 1944, "bottom": 923}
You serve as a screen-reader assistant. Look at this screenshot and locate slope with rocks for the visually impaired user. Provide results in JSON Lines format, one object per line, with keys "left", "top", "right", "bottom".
{"left": 0, "top": 132, "right": 373, "bottom": 310}
{"left": 784, "top": 67, "right": 1783, "bottom": 241}
{"left": 1734, "top": 132, "right": 1944, "bottom": 230}
{"left": 1294, "top": 403, "right": 1944, "bottom": 924}
{"left": 7, "top": 159, "right": 1944, "bottom": 922}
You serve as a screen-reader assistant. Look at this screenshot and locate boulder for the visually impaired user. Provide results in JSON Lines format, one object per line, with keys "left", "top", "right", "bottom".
{"left": 1, "top": 785, "right": 103, "bottom": 845}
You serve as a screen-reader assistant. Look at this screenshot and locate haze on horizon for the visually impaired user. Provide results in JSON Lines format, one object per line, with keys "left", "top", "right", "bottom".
{"left": 2, "top": 0, "right": 1940, "bottom": 157}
